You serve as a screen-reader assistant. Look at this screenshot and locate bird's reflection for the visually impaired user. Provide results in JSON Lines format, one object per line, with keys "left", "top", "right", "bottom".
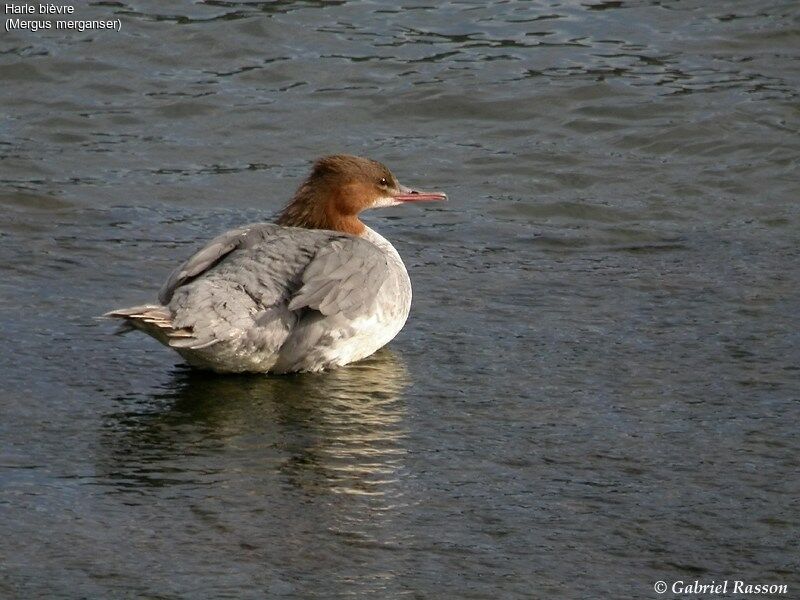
{"left": 102, "top": 348, "right": 410, "bottom": 499}
{"left": 98, "top": 349, "right": 413, "bottom": 594}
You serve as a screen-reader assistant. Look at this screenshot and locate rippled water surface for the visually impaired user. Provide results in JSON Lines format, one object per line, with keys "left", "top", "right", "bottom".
{"left": 1, "top": 1, "right": 799, "bottom": 598}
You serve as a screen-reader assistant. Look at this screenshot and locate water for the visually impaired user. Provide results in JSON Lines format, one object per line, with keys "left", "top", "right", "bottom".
{"left": 1, "top": 0, "right": 798, "bottom": 597}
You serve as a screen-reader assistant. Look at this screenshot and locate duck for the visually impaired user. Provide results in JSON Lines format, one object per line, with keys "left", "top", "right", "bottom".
{"left": 105, "top": 154, "right": 447, "bottom": 373}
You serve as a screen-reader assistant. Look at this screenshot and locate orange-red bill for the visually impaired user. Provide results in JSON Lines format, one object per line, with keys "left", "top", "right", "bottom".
{"left": 394, "top": 185, "right": 447, "bottom": 202}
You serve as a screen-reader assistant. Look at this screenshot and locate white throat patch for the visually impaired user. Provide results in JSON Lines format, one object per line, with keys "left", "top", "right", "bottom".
{"left": 371, "top": 195, "right": 402, "bottom": 208}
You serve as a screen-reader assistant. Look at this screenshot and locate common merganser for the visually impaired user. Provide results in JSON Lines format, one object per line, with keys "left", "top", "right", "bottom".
{"left": 106, "top": 155, "right": 447, "bottom": 373}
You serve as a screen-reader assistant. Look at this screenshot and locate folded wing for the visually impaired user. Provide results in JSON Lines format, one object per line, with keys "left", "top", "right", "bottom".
{"left": 288, "top": 236, "right": 392, "bottom": 320}
{"left": 160, "top": 223, "right": 396, "bottom": 357}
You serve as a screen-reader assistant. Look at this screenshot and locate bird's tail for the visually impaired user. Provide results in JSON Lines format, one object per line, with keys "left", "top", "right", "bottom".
{"left": 102, "top": 304, "right": 194, "bottom": 346}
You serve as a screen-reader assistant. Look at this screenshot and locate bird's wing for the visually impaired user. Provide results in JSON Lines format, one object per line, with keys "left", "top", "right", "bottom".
{"left": 161, "top": 223, "right": 327, "bottom": 352}
{"left": 287, "top": 236, "right": 394, "bottom": 320}
{"left": 158, "top": 224, "right": 260, "bottom": 305}
{"left": 159, "top": 224, "right": 395, "bottom": 353}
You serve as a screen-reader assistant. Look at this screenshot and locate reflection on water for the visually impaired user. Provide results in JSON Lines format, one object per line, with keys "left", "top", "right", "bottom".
{"left": 102, "top": 348, "right": 410, "bottom": 498}
{"left": 93, "top": 350, "right": 413, "bottom": 596}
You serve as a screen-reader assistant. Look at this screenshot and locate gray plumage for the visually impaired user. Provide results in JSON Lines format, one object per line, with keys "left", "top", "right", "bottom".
{"left": 106, "top": 222, "right": 412, "bottom": 373}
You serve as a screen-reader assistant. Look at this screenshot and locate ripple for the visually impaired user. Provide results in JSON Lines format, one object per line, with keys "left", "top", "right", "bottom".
{"left": 1, "top": 1, "right": 798, "bottom": 597}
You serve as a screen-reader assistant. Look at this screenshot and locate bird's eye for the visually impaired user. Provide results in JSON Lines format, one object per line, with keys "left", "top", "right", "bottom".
{"left": 379, "top": 177, "right": 388, "bottom": 187}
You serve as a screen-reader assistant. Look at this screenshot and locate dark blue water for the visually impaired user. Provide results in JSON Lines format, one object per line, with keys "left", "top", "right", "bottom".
{"left": 1, "top": 1, "right": 798, "bottom": 597}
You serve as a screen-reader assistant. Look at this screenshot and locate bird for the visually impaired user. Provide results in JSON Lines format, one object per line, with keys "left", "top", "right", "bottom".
{"left": 105, "top": 154, "right": 447, "bottom": 374}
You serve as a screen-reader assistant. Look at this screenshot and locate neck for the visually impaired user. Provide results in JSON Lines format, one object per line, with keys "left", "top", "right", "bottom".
{"left": 275, "top": 184, "right": 365, "bottom": 235}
